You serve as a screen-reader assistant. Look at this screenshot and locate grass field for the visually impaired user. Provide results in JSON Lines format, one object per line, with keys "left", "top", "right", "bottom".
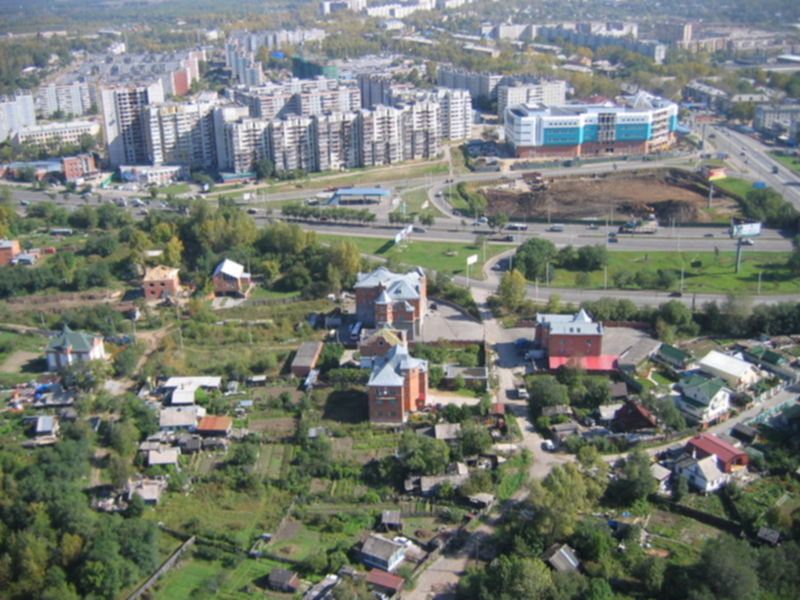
{"left": 398, "top": 187, "right": 444, "bottom": 217}
{"left": 316, "top": 233, "right": 511, "bottom": 278}
{"left": 154, "top": 556, "right": 286, "bottom": 600}
{"left": 213, "top": 161, "right": 450, "bottom": 199}
{"left": 713, "top": 176, "right": 758, "bottom": 199}
{"left": 154, "top": 485, "right": 293, "bottom": 548}
{"left": 548, "top": 250, "right": 798, "bottom": 294}
{"left": 769, "top": 151, "right": 800, "bottom": 176}
{"left": 157, "top": 183, "right": 190, "bottom": 196}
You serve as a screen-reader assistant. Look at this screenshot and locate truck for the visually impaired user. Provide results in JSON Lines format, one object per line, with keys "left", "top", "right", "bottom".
{"left": 618, "top": 219, "right": 658, "bottom": 234}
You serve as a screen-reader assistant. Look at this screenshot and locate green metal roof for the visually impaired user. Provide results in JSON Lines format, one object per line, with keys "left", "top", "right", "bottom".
{"left": 679, "top": 373, "right": 726, "bottom": 404}
{"left": 46, "top": 325, "right": 96, "bottom": 353}
{"left": 746, "top": 345, "right": 787, "bottom": 366}
{"left": 659, "top": 343, "right": 690, "bottom": 364}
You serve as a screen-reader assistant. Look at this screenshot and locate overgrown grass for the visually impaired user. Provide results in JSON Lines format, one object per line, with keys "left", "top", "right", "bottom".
{"left": 316, "top": 233, "right": 511, "bottom": 278}
{"left": 769, "top": 151, "right": 800, "bottom": 176}
{"left": 713, "top": 176, "right": 757, "bottom": 200}
{"left": 547, "top": 250, "right": 797, "bottom": 294}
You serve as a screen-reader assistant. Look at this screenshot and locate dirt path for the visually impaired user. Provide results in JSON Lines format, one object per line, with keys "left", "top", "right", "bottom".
{"left": 0, "top": 350, "right": 39, "bottom": 373}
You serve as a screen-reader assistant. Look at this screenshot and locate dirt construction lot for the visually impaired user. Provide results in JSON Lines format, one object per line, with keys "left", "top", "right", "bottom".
{"left": 483, "top": 168, "right": 739, "bottom": 223}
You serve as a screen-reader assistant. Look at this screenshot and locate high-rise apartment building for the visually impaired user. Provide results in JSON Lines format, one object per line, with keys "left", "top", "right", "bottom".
{"left": 497, "top": 80, "right": 567, "bottom": 121}
{"left": 35, "top": 82, "right": 94, "bottom": 117}
{"left": 269, "top": 116, "right": 315, "bottom": 173}
{"left": 434, "top": 88, "right": 472, "bottom": 140}
{"left": 100, "top": 81, "right": 165, "bottom": 166}
{"left": 0, "top": 93, "right": 36, "bottom": 142}
{"left": 145, "top": 100, "right": 218, "bottom": 169}
{"left": 357, "top": 105, "right": 404, "bottom": 167}
{"left": 312, "top": 112, "right": 359, "bottom": 172}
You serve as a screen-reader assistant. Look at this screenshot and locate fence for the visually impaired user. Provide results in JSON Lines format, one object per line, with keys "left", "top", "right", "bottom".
{"left": 127, "top": 535, "right": 196, "bottom": 600}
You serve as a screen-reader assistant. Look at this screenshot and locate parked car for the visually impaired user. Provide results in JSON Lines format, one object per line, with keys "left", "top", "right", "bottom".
{"left": 517, "top": 386, "right": 529, "bottom": 400}
{"left": 541, "top": 440, "right": 556, "bottom": 451}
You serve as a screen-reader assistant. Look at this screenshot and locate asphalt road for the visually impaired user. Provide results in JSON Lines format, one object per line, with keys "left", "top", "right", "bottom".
{"left": 706, "top": 124, "right": 800, "bottom": 209}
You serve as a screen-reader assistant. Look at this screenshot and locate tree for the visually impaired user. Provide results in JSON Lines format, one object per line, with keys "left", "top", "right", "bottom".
{"left": 487, "top": 213, "right": 509, "bottom": 231}
{"left": 253, "top": 157, "right": 274, "bottom": 180}
{"left": 162, "top": 236, "right": 183, "bottom": 267}
{"left": 610, "top": 447, "right": 657, "bottom": 505}
{"left": 527, "top": 375, "right": 569, "bottom": 419}
{"left": 576, "top": 245, "right": 608, "bottom": 271}
{"left": 459, "top": 422, "right": 493, "bottom": 456}
{"left": 400, "top": 431, "right": 450, "bottom": 476}
{"left": 515, "top": 238, "right": 557, "bottom": 281}
{"left": 496, "top": 268, "right": 526, "bottom": 311}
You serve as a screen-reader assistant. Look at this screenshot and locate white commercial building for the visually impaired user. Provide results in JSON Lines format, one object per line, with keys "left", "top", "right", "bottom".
{"left": 12, "top": 120, "right": 99, "bottom": 147}
{"left": 497, "top": 80, "right": 567, "bottom": 121}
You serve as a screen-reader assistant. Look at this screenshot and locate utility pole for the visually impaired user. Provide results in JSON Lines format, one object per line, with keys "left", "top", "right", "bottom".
{"left": 708, "top": 184, "right": 714, "bottom": 209}
{"left": 757, "top": 270, "right": 762, "bottom": 294}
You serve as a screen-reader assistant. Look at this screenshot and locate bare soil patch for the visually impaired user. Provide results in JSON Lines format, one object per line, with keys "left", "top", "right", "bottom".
{"left": 482, "top": 168, "right": 738, "bottom": 223}
{"left": 0, "top": 350, "right": 39, "bottom": 373}
{"left": 248, "top": 418, "right": 296, "bottom": 434}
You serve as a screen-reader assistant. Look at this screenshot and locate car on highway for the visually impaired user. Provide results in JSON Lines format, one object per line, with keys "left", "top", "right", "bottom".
{"left": 703, "top": 233, "right": 714, "bottom": 238}
{"left": 742, "top": 239, "right": 755, "bottom": 246}
{"left": 412, "top": 226, "right": 426, "bottom": 233}
{"left": 772, "top": 166, "right": 779, "bottom": 174}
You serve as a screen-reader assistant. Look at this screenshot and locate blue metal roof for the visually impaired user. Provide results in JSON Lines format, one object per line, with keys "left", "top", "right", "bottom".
{"left": 334, "top": 187, "right": 390, "bottom": 196}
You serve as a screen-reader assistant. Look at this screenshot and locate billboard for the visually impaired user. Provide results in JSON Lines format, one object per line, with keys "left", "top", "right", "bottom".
{"left": 466, "top": 254, "right": 478, "bottom": 266}
{"left": 393, "top": 224, "right": 414, "bottom": 245}
{"left": 730, "top": 220, "right": 761, "bottom": 238}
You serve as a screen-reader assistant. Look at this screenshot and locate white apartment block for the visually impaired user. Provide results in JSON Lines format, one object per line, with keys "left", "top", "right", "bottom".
{"left": 145, "top": 101, "right": 218, "bottom": 169}
{"left": 312, "top": 112, "right": 359, "bottom": 172}
{"left": 225, "top": 43, "right": 265, "bottom": 87}
{"left": 0, "top": 93, "right": 36, "bottom": 142}
{"left": 100, "top": 81, "right": 165, "bottom": 167}
{"left": 400, "top": 98, "right": 442, "bottom": 160}
{"left": 270, "top": 116, "right": 315, "bottom": 173}
{"left": 35, "top": 82, "right": 94, "bottom": 117}
{"left": 437, "top": 66, "right": 505, "bottom": 101}
{"left": 230, "top": 79, "right": 361, "bottom": 120}
{"left": 435, "top": 88, "right": 472, "bottom": 140}
{"left": 12, "top": 120, "right": 99, "bottom": 147}
{"left": 497, "top": 80, "right": 567, "bottom": 120}
{"left": 226, "top": 117, "right": 270, "bottom": 174}
{"left": 357, "top": 105, "right": 404, "bottom": 167}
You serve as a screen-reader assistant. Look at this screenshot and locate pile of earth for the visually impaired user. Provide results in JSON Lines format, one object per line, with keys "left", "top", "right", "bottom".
{"left": 482, "top": 168, "right": 739, "bottom": 223}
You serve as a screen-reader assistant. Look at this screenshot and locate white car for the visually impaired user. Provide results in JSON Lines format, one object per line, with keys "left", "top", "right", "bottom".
{"left": 517, "top": 386, "right": 529, "bottom": 400}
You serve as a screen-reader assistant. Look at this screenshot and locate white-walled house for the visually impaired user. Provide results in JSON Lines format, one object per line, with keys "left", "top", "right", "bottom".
{"left": 676, "top": 374, "right": 731, "bottom": 424}
{"left": 699, "top": 350, "right": 761, "bottom": 392}
{"left": 46, "top": 325, "right": 108, "bottom": 371}
{"left": 674, "top": 455, "right": 729, "bottom": 493}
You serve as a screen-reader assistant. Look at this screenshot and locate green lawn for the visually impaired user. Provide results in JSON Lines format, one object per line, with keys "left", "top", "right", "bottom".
{"left": 712, "top": 176, "right": 756, "bottom": 199}
{"left": 399, "top": 187, "right": 444, "bottom": 217}
{"left": 157, "top": 183, "right": 190, "bottom": 196}
{"left": 212, "top": 161, "right": 450, "bottom": 199}
{"left": 316, "top": 233, "right": 511, "bottom": 278}
{"left": 548, "top": 250, "right": 798, "bottom": 294}
{"left": 154, "top": 556, "right": 286, "bottom": 600}
{"left": 769, "top": 151, "right": 800, "bottom": 176}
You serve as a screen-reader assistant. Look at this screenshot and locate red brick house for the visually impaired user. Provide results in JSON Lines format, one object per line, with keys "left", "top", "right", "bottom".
{"left": 359, "top": 328, "right": 407, "bottom": 364}
{"left": 0, "top": 239, "right": 21, "bottom": 266}
{"left": 143, "top": 265, "right": 180, "bottom": 300}
{"left": 355, "top": 267, "right": 427, "bottom": 339}
{"left": 62, "top": 154, "right": 97, "bottom": 182}
{"left": 536, "top": 309, "right": 603, "bottom": 358}
{"left": 686, "top": 433, "right": 748, "bottom": 473}
{"left": 212, "top": 258, "right": 251, "bottom": 297}
{"left": 367, "top": 344, "right": 428, "bottom": 424}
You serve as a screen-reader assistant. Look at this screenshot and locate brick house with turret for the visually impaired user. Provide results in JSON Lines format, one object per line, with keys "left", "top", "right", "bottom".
{"left": 354, "top": 267, "right": 427, "bottom": 340}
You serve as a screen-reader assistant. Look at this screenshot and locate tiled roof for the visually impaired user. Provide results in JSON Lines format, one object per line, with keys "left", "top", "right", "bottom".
{"left": 196, "top": 416, "right": 232, "bottom": 432}
{"left": 365, "top": 568, "right": 404, "bottom": 591}
{"left": 687, "top": 433, "right": 747, "bottom": 465}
